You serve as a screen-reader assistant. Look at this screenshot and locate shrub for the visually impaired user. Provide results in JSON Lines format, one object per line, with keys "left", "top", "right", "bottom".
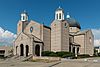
{"left": 97, "top": 53, "right": 100, "bottom": 56}
{"left": 56, "top": 51, "right": 67, "bottom": 57}
{"left": 42, "top": 51, "right": 75, "bottom": 58}
{"left": 56, "top": 51, "right": 75, "bottom": 58}
{"left": 49, "top": 52, "right": 57, "bottom": 57}
{"left": 42, "top": 51, "right": 55, "bottom": 56}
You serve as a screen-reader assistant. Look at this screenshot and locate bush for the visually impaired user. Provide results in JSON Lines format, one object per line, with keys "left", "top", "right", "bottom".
{"left": 56, "top": 51, "right": 75, "bottom": 58}
{"left": 42, "top": 51, "right": 55, "bottom": 56}
{"left": 42, "top": 51, "right": 75, "bottom": 58}
{"left": 49, "top": 52, "right": 57, "bottom": 57}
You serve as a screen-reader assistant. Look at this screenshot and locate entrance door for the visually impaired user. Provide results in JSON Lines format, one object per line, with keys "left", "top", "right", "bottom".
{"left": 77, "top": 47, "right": 79, "bottom": 54}
{"left": 35, "top": 45, "right": 40, "bottom": 56}
{"left": 20, "top": 44, "right": 24, "bottom": 56}
{"left": 73, "top": 47, "right": 75, "bottom": 54}
{"left": 26, "top": 45, "right": 29, "bottom": 57}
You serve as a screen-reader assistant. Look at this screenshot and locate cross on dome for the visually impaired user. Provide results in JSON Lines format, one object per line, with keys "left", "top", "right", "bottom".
{"left": 59, "top": 6, "right": 61, "bottom": 8}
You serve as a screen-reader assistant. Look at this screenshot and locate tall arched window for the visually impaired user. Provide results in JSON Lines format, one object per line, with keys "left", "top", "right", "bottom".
{"left": 59, "top": 13, "right": 61, "bottom": 19}
{"left": 57, "top": 14, "right": 58, "bottom": 19}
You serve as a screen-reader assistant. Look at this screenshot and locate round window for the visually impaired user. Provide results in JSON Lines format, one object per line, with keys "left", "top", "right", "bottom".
{"left": 30, "top": 26, "right": 33, "bottom": 33}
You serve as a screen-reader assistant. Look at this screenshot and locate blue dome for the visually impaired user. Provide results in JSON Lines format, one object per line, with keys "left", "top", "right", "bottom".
{"left": 67, "top": 18, "right": 81, "bottom": 29}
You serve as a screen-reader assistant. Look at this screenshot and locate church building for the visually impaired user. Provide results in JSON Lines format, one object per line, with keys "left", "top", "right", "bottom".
{"left": 14, "top": 7, "right": 94, "bottom": 57}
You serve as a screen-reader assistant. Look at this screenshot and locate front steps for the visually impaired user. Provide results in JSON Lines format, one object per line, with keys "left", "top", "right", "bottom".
{"left": 4, "top": 54, "right": 33, "bottom": 62}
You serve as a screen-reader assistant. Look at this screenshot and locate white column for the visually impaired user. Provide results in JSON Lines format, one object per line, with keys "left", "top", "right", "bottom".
{"left": 33, "top": 43, "right": 35, "bottom": 56}
{"left": 24, "top": 45, "right": 26, "bottom": 57}
{"left": 75, "top": 46, "right": 77, "bottom": 57}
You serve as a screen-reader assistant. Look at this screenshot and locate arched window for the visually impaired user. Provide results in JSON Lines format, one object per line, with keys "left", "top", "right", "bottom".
{"left": 65, "top": 23, "right": 66, "bottom": 26}
{"left": 23, "top": 16, "right": 25, "bottom": 20}
{"left": 64, "top": 23, "right": 67, "bottom": 28}
{"left": 59, "top": 13, "right": 61, "bottom": 19}
{"left": 57, "top": 14, "right": 58, "bottom": 19}
{"left": 89, "top": 37, "right": 92, "bottom": 43}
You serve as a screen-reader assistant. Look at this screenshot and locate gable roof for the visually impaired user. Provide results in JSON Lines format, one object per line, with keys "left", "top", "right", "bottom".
{"left": 24, "top": 33, "right": 42, "bottom": 42}
{"left": 76, "top": 30, "right": 89, "bottom": 35}
{"left": 69, "top": 30, "right": 92, "bottom": 36}
{"left": 14, "top": 32, "right": 42, "bottom": 43}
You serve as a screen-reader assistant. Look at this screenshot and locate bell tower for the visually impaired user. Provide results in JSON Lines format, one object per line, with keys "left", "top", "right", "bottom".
{"left": 55, "top": 6, "right": 64, "bottom": 20}
{"left": 21, "top": 10, "right": 28, "bottom": 22}
{"left": 17, "top": 10, "right": 29, "bottom": 34}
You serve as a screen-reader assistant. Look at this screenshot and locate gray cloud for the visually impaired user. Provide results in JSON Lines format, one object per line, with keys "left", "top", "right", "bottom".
{"left": 92, "top": 28, "right": 100, "bottom": 46}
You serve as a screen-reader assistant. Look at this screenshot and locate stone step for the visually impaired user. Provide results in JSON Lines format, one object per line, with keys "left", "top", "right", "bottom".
{"left": 4, "top": 55, "right": 33, "bottom": 62}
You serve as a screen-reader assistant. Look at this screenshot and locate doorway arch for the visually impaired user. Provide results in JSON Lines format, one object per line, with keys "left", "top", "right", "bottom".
{"left": 20, "top": 44, "right": 24, "bottom": 56}
{"left": 77, "top": 47, "right": 79, "bottom": 54}
{"left": 16, "top": 46, "right": 18, "bottom": 55}
{"left": 35, "top": 45, "right": 40, "bottom": 56}
{"left": 73, "top": 47, "right": 75, "bottom": 54}
{"left": 26, "top": 45, "right": 29, "bottom": 57}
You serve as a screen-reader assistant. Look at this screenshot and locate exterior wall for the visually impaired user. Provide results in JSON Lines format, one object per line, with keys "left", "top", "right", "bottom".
{"left": 0, "top": 46, "right": 12, "bottom": 57}
{"left": 61, "top": 21, "right": 69, "bottom": 51}
{"left": 14, "top": 33, "right": 33, "bottom": 56}
{"left": 85, "top": 30, "right": 94, "bottom": 56}
{"left": 51, "top": 20, "right": 62, "bottom": 52}
{"left": 24, "top": 20, "right": 41, "bottom": 39}
{"left": 51, "top": 20, "right": 69, "bottom": 52}
{"left": 24, "top": 21, "right": 51, "bottom": 51}
{"left": 74, "top": 30, "right": 94, "bottom": 56}
{"left": 17, "top": 21, "right": 28, "bottom": 35}
{"left": 69, "top": 27, "right": 80, "bottom": 33}
{"left": 43, "top": 26, "right": 51, "bottom": 51}
{"left": 74, "top": 35, "right": 85, "bottom": 54}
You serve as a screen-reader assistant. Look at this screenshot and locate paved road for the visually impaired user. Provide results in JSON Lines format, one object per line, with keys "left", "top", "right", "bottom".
{"left": 0, "top": 57, "right": 100, "bottom": 67}
{"left": 53, "top": 58, "right": 100, "bottom": 67}
{"left": 53, "top": 60, "right": 100, "bottom": 67}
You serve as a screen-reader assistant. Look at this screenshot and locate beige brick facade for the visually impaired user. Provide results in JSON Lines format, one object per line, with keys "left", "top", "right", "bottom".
{"left": 14, "top": 20, "right": 51, "bottom": 57}
{"left": 51, "top": 20, "right": 69, "bottom": 52}
{"left": 73, "top": 30, "right": 94, "bottom": 56}
{"left": 14, "top": 7, "right": 94, "bottom": 57}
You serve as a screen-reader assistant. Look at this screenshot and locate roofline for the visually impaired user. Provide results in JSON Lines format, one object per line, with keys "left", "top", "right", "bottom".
{"left": 43, "top": 25, "right": 51, "bottom": 29}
